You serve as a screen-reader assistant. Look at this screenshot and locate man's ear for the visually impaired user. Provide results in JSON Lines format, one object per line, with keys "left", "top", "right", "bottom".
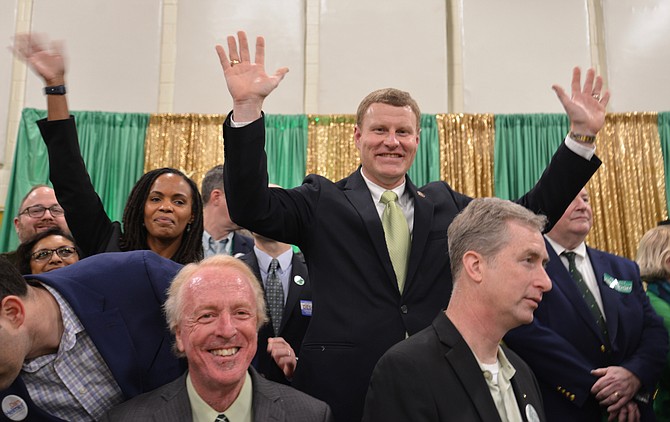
{"left": 462, "top": 251, "right": 484, "bottom": 283}
{"left": 354, "top": 125, "right": 362, "bottom": 148}
{"left": 1, "top": 296, "right": 27, "bottom": 329}
{"left": 210, "top": 189, "right": 223, "bottom": 206}
{"left": 174, "top": 327, "right": 185, "bottom": 353}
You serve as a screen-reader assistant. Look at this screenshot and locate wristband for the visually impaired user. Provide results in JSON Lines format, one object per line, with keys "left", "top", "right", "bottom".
{"left": 44, "top": 85, "right": 66, "bottom": 95}
{"left": 569, "top": 131, "right": 596, "bottom": 144}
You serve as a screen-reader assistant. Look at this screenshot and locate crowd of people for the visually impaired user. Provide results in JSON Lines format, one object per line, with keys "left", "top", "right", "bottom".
{"left": 0, "top": 31, "right": 668, "bottom": 422}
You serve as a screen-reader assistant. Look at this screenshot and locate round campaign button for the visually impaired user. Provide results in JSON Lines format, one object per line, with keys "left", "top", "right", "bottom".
{"left": 525, "top": 404, "right": 540, "bottom": 422}
{"left": 2, "top": 395, "right": 28, "bottom": 421}
{"left": 294, "top": 275, "right": 305, "bottom": 286}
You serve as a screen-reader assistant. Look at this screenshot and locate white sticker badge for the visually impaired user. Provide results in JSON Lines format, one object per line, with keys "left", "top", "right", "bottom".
{"left": 2, "top": 395, "right": 28, "bottom": 421}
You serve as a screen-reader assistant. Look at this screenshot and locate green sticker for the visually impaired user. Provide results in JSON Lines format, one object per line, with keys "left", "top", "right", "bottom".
{"left": 603, "top": 273, "right": 632, "bottom": 294}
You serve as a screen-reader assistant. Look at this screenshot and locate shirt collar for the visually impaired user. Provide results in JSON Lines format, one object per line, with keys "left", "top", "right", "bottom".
{"left": 255, "top": 246, "right": 293, "bottom": 275}
{"left": 545, "top": 236, "right": 587, "bottom": 260}
{"left": 187, "top": 371, "right": 253, "bottom": 422}
{"left": 23, "top": 284, "right": 84, "bottom": 372}
{"left": 359, "top": 168, "right": 408, "bottom": 206}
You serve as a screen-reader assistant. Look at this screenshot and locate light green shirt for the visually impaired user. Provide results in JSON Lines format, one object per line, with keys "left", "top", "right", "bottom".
{"left": 476, "top": 346, "right": 523, "bottom": 422}
{"left": 187, "top": 371, "right": 253, "bottom": 422}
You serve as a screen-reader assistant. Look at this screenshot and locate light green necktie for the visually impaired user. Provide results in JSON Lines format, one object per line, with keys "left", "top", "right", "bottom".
{"left": 381, "top": 191, "right": 411, "bottom": 292}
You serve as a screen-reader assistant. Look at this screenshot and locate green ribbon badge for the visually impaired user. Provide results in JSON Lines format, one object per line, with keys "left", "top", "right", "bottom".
{"left": 603, "top": 273, "right": 632, "bottom": 294}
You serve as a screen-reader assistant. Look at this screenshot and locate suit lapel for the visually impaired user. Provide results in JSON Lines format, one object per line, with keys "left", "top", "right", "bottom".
{"left": 545, "top": 242, "right": 604, "bottom": 341}
{"left": 436, "top": 315, "right": 502, "bottom": 422}
{"left": 343, "top": 170, "right": 399, "bottom": 291}
{"left": 587, "top": 247, "right": 620, "bottom": 344}
{"left": 151, "top": 375, "right": 192, "bottom": 421}
{"left": 404, "top": 179, "right": 433, "bottom": 291}
{"left": 250, "top": 368, "right": 284, "bottom": 421}
{"left": 283, "top": 254, "right": 308, "bottom": 331}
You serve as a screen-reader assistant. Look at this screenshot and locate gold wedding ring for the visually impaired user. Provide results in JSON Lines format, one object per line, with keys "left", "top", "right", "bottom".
{"left": 230, "top": 59, "right": 241, "bottom": 67}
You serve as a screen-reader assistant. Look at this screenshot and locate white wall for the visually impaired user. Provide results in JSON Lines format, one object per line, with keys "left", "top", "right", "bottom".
{"left": 2, "top": 0, "right": 670, "bottom": 210}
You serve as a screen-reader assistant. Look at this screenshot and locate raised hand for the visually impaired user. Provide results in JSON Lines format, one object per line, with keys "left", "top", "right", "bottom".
{"left": 12, "top": 33, "right": 65, "bottom": 86}
{"left": 553, "top": 67, "right": 610, "bottom": 136}
{"left": 215, "top": 31, "right": 288, "bottom": 122}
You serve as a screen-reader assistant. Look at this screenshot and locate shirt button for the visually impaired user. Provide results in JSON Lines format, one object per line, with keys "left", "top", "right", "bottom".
{"left": 400, "top": 305, "right": 408, "bottom": 314}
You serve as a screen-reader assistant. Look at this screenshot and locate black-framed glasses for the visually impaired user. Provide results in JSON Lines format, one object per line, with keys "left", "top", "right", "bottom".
{"left": 19, "top": 205, "right": 65, "bottom": 218}
{"left": 31, "top": 246, "right": 78, "bottom": 262}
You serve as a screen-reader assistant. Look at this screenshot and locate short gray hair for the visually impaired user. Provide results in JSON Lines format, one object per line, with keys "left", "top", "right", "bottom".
{"left": 448, "top": 198, "right": 547, "bottom": 279}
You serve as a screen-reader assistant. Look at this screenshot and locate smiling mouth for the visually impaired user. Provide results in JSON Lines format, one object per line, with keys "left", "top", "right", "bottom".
{"left": 378, "top": 153, "right": 403, "bottom": 158}
{"left": 211, "top": 347, "right": 239, "bottom": 357}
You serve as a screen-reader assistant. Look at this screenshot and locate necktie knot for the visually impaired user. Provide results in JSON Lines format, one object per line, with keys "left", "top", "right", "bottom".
{"left": 269, "top": 258, "right": 279, "bottom": 273}
{"left": 210, "top": 237, "right": 229, "bottom": 255}
{"left": 381, "top": 190, "right": 399, "bottom": 205}
{"left": 215, "top": 414, "right": 229, "bottom": 422}
{"left": 562, "top": 251, "right": 577, "bottom": 263}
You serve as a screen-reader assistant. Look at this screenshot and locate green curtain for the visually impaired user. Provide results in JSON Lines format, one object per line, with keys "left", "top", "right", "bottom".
{"left": 494, "top": 114, "right": 569, "bottom": 199}
{"left": 408, "top": 114, "right": 441, "bottom": 186}
{"left": 659, "top": 112, "right": 670, "bottom": 212}
{"left": 265, "top": 115, "right": 308, "bottom": 188}
{"left": 0, "top": 108, "right": 147, "bottom": 253}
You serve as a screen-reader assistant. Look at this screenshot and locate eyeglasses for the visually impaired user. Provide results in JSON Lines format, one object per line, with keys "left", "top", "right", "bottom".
{"left": 31, "top": 246, "right": 78, "bottom": 262}
{"left": 19, "top": 205, "right": 65, "bottom": 218}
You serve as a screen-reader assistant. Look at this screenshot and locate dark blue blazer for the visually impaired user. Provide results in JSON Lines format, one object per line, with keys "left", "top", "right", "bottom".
{"left": 505, "top": 241, "right": 668, "bottom": 421}
{"left": 0, "top": 250, "right": 186, "bottom": 422}
{"left": 223, "top": 115, "right": 601, "bottom": 422}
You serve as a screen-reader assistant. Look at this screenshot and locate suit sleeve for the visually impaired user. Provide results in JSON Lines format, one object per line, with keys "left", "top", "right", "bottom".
{"left": 37, "top": 117, "right": 117, "bottom": 256}
{"left": 515, "top": 143, "right": 601, "bottom": 232}
{"left": 505, "top": 320, "right": 598, "bottom": 406}
{"left": 223, "top": 114, "right": 318, "bottom": 246}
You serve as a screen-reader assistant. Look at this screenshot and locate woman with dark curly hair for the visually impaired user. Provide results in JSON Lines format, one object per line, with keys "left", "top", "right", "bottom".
{"left": 14, "top": 34, "right": 203, "bottom": 264}
{"left": 16, "top": 227, "right": 80, "bottom": 274}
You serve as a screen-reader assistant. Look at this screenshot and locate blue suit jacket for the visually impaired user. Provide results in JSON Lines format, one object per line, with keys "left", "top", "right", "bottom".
{"left": 0, "top": 250, "right": 186, "bottom": 422}
{"left": 505, "top": 241, "right": 668, "bottom": 421}
{"left": 223, "top": 114, "right": 601, "bottom": 421}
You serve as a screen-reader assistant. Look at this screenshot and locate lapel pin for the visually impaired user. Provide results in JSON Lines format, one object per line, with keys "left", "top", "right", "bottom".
{"left": 417, "top": 191, "right": 425, "bottom": 198}
{"left": 294, "top": 275, "right": 305, "bottom": 286}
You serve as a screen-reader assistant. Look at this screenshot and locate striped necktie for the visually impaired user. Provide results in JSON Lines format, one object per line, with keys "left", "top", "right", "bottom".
{"left": 215, "top": 414, "right": 229, "bottom": 422}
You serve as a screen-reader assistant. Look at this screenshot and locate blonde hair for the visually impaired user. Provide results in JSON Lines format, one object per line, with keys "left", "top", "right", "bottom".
{"left": 636, "top": 226, "right": 670, "bottom": 280}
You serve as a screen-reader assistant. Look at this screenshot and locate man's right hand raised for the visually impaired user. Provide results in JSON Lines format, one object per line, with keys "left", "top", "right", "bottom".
{"left": 215, "top": 31, "right": 288, "bottom": 123}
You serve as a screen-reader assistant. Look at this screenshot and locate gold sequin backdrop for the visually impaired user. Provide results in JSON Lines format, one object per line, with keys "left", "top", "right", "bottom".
{"left": 144, "top": 113, "right": 666, "bottom": 259}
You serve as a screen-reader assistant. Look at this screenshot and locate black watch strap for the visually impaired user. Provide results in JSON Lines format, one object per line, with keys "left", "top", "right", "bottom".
{"left": 44, "top": 85, "right": 66, "bottom": 95}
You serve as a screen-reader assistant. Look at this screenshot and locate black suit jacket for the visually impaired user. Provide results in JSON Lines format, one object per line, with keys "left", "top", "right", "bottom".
{"left": 363, "top": 312, "right": 546, "bottom": 422}
{"left": 505, "top": 241, "right": 667, "bottom": 421}
{"left": 232, "top": 231, "right": 254, "bottom": 256}
{"left": 102, "top": 368, "right": 332, "bottom": 422}
{"left": 223, "top": 114, "right": 600, "bottom": 421}
{"left": 240, "top": 250, "right": 312, "bottom": 384}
